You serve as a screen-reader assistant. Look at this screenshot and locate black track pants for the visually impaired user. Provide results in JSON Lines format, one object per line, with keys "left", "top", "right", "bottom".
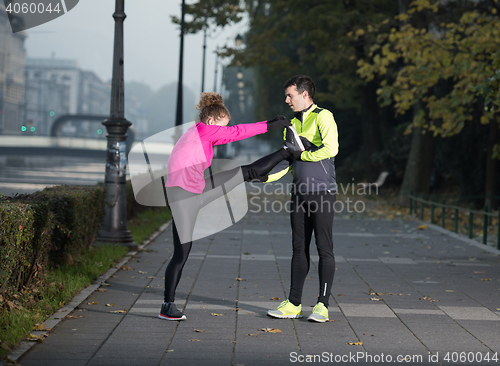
{"left": 288, "top": 191, "right": 336, "bottom": 307}
{"left": 163, "top": 148, "right": 290, "bottom": 303}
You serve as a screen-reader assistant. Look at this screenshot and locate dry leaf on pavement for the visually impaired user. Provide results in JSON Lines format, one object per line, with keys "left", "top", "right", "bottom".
{"left": 417, "top": 224, "right": 428, "bottom": 230}
{"left": 259, "top": 328, "right": 282, "bottom": 333}
{"left": 194, "top": 329, "right": 205, "bottom": 333}
{"left": 33, "top": 322, "right": 45, "bottom": 331}
{"left": 211, "top": 313, "right": 225, "bottom": 316}
{"left": 270, "top": 297, "right": 280, "bottom": 300}
{"left": 347, "top": 341, "right": 363, "bottom": 345}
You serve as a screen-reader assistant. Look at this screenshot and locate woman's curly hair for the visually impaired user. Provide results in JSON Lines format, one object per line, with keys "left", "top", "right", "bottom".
{"left": 197, "top": 92, "right": 230, "bottom": 124}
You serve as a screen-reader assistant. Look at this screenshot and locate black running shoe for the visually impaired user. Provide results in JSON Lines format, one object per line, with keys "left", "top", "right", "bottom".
{"left": 284, "top": 126, "right": 305, "bottom": 152}
{"left": 158, "top": 302, "right": 186, "bottom": 321}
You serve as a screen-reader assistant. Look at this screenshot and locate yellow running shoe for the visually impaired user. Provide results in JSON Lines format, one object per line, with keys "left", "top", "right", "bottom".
{"left": 267, "top": 300, "right": 303, "bottom": 319}
{"left": 307, "top": 302, "right": 329, "bottom": 322}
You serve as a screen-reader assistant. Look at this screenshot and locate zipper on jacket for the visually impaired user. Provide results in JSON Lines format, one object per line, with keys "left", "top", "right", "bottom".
{"left": 319, "top": 161, "right": 328, "bottom": 174}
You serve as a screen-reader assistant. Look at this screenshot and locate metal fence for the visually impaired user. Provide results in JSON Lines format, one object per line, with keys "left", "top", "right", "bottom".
{"left": 408, "top": 192, "right": 500, "bottom": 250}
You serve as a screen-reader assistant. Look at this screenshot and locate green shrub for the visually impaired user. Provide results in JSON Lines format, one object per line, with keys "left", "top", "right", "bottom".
{"left": 0, "top": 201, "right": 55, "bottom": 294}
{"left": 0, "top": 185, "right": 105, "bottom": 294}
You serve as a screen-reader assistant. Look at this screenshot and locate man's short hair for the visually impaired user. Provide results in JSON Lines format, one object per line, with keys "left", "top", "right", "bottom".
{"left": 283, "top": 75, "right": 315, "bottom": 100}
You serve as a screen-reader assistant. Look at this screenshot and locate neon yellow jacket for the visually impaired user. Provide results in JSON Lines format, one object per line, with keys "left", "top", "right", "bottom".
{"left": 266, "top": 103, "right": 339, "bottom": 193}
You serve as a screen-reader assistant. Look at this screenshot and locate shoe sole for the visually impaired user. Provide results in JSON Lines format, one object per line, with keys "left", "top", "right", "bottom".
{"left": 158, "top": 314, "right": 187, "bottom": 321}
{"left": 287, "top": 126, "right": 305, "bottom": 151}
{"left": 307, "top": 316, "right": 328, "bottom": 323}
{"left": 267, "top": 311, "right": 303, "bottom": 319}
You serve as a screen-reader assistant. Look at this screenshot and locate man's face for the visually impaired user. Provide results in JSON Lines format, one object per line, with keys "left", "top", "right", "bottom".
{"left": 285, "top": 85, "right": 310, "bottom": 112}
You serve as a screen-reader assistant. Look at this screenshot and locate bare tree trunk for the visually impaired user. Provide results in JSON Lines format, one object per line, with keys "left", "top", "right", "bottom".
{"left": 359, "top": 80, "right": 383, "bottom": 180}
{"left": 398, "top": 126, "right": 435, "bottom": 205}
{"left": 485, "top": 117, "right": 499, "bottom": 209}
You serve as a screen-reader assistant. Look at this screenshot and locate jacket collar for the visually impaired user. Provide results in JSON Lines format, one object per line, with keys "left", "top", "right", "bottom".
{"left": 294, "top": 103, "right": 316, "bottom": 122}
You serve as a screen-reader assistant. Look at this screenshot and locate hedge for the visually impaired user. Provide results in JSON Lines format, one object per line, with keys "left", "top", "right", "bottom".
{"left": 0, "top": 185, "right": 106, "bottom": 294}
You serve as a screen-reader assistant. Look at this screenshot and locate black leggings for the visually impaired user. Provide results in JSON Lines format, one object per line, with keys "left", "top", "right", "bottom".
{"left": 288, "top": 191, "right": 336, "bottom": 307}
{"left": 164, "top": 148, "right": 290, "bottom": 303}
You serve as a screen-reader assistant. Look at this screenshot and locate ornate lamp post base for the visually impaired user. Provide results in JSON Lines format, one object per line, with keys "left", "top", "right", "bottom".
{"left": 95, "top": 230, "right": 137, "bottom": 250}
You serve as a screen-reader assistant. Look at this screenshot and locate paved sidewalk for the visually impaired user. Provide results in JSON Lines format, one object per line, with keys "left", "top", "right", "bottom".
{"left": 13, "top": 188, "right": 500, "bottom": 366}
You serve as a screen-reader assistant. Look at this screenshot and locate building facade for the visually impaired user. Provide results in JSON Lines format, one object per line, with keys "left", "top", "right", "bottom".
{"left": 0, "top": 4, "right": 26, "bottom": 135}
{"left": 25, "top": 58, "right": 110, "bottom": 137}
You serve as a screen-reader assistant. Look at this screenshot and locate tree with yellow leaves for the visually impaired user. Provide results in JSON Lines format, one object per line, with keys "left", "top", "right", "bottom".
{"left": 356, "top": 0, "right": 500, "bottom": 204}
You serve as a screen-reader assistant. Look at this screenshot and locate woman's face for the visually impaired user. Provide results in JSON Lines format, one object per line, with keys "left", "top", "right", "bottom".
{"left": 207, "top": 115, "right": 230, "bottom": 126}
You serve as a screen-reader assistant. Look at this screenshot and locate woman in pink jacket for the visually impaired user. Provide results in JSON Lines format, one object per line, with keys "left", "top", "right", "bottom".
{"left": 160, "top": 92, "right": 301, "bottom": 320}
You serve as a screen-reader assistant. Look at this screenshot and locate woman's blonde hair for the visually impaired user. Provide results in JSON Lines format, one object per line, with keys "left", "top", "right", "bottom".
{"left": 196, "top": 92, "right": 231, "bottom": 124}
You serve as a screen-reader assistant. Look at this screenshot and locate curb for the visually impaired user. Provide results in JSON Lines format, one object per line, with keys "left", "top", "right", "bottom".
{"left": 425, "top": 221, "right": 500, "bottom": 256}
{"left": 3, "top": 220, "right": 172, "bottom": 365}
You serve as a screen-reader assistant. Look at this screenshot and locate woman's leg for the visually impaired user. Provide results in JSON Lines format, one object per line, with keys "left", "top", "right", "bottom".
{"left": 241, "top": 148, "right": 291, "bottom": 180}
{"left": 164, "top": 219, "right": 193, "bottom": 303}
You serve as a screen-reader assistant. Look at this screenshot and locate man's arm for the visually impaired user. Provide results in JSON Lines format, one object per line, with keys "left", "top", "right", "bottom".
{"left": 300, "top": 110, "right": 339, "bottom": 162}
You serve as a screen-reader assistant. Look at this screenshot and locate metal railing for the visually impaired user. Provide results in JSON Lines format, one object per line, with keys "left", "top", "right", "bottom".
{"left": 409, "top": 192, "right": 500, "bottom": 250}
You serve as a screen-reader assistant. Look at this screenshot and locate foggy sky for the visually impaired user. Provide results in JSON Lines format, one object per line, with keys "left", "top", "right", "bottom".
{"left": 25, "top": 0, "right": 248, "bottom": 93}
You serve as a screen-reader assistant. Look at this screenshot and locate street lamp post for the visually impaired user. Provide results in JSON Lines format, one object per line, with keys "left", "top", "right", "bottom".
{"left": 175, "top": 0, "right": 185, "bottom": 127}
{"left": 201, "top": 26, "right": 207, "bottom": 93}
{"left": 96, "top": 0, "right": 137, "bottom": 250}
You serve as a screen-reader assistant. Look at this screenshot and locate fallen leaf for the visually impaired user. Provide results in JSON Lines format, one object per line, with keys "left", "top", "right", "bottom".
{"left": 259, "top": 328, "right": 282, "bottom": 333}
{"left": 145, "top": 276, "right": 155, "bottom": 279}
{"left": 211, "top": 313, "right": 225, "bottom": 316}
{"left": 235, "top": 278, "right": 247, "bottom": 281}
{"left": 370, "top": 297, "right": 383, "bottom": 301}
{"left": 121, "top": 265, "right": 132, "bottom": 270}
{"left": 101, "top": 283, "right": 111, "bottom": 287}
{"left": 247, "top": 333, "right": 259, "bottom": 336}
{"left": 481, "top": 278, "right": 492, "bottom": 281}
{"left": 110, "top": 309, "right": 128, "bottom": 313}
{"left": 96, "top": 288, "right": 108, "bottom": 292}
{"left": 230, "top": 308, "right": 241, "bottom": 311}
{"left": 189, "top": 339, "right": 201, "bottom": 342}
{"left": 166, "top": 349, "right": 174, "bottom": 352}
{"left": 88, "top": 302, "right": 97, "bottom": 305}
{"left": 138, "top": 271, "right": 147, "bottom": 274}
{"left": 26, "top": 334, "right": 41, "bottom": 341}
{"left": 347, "top": 341, "right": 363, "bottom": 346}
{"left": 417, "top": 225, "right": 428, "bottom": 230}
{"left": 105, "top": 303, "right": 115, "bottom": 307}
{"left": 194, "top": 329, "right": 205, "bottom": 333}
{"left": 200, "top": 306, "right": 205, "bottom": 309}
{"left": 67, "top": 315, "right": 84, "bottom": 318}
{"left": 270, "top": 297, "right": 280, "bottom": 301}
{"left": 419, "top": 295, "right": 438, "bottom": 302}
{"left": 247, "top": 312, "right": 254, "bottom": 314}
{"left": 33, "top": 322, "right": 45, "bottom": 331}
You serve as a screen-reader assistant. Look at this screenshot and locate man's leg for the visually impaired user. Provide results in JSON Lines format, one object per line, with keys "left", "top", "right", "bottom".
{"left": 311, "top": 192, "right": 336, "bottom": 307}
{"left": 288, "top": 193, "right": 314, "bottom": 306}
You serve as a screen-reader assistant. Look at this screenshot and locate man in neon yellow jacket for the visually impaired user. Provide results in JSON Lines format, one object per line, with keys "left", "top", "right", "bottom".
{"left": 266, "top": 75, "right": 339, "bottom": 323}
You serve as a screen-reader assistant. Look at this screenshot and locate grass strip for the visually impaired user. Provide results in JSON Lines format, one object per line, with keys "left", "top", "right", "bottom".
{"left": 127, "top": 207, "right": 171, "bottom": 245}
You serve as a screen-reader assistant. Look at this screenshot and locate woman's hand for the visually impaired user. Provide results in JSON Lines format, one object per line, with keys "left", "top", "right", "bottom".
{"left": 266, "top": 115, "right": 291, "bottom": 130}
